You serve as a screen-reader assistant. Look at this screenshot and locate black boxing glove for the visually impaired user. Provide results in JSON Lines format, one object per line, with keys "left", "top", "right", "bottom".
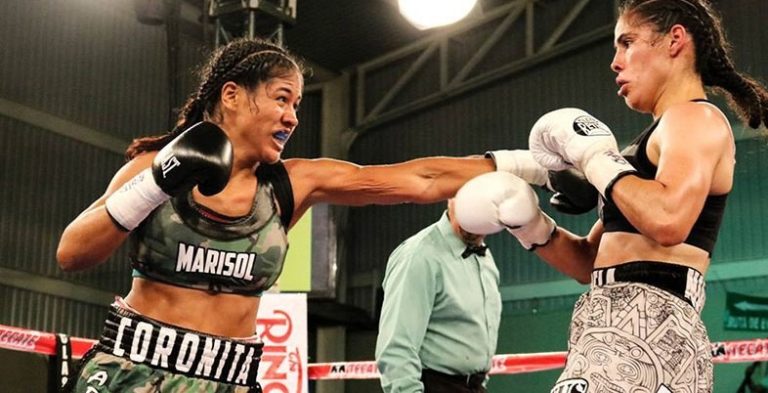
{"left": 546, "top": 168, "right": 598, "bottom": 215}
{"left": 105, "top": 122, "right": 233, "bottom": 231}
{"left": 152, "top": 122, "right": 233, "bottom": 196}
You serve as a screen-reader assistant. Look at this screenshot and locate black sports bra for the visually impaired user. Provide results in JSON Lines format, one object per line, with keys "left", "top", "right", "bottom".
{"left": 600, "top": 101, "right": 728, "bottom": 255}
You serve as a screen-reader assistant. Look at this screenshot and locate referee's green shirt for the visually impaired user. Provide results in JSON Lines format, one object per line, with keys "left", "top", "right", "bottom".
{"left": 375, "top": 212, "right": 502, "bottom": 393}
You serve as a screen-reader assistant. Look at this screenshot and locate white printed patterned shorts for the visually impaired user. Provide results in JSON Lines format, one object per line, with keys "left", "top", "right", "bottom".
{"left": 551, "top": 264, "right": 711, "bottom": 393}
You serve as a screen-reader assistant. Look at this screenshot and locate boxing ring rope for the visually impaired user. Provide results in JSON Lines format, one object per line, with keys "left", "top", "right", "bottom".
{"left": 1, "top": 324, "right": 767, "bottom": 381}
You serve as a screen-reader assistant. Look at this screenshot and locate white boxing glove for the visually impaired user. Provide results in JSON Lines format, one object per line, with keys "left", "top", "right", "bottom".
{"left": 528, "top": 108, "right": 637, "bottom": 198}
{"left": 454, "top": 172, "right": 556, "bottom": 250}
{"left": 484, "top": 149, "right": 549, "bottom": 186}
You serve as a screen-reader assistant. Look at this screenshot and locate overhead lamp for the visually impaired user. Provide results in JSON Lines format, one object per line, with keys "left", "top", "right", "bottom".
{"left": 398, "top": 0, "right": 478, "bottom": 30}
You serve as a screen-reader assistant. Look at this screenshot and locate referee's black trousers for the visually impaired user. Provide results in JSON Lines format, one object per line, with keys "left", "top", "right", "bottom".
{"left": 421, "top": 369, "right": 487, "bottom": 393}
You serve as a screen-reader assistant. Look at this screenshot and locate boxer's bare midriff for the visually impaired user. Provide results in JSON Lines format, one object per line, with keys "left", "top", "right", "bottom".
{"left": 124, "top": 278, "right": 260, "bottom": 338}
{"left": 595, "top": 231, "right": 710, "bottom": 275}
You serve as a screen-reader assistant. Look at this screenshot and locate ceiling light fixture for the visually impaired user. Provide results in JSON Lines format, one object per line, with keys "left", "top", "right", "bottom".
{"left": 398, "top": 0, "right": 478, "bottom": 30}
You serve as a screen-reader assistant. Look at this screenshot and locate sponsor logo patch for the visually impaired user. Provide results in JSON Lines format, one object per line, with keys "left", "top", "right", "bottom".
{"left": 573, "top": 115, "right": 611, "bottom": 136}
{"left": 551, "top": 378, "right": 589, "bottom": 393}
{"left": 161, "top": 155, "right": 181, "bottom": 178}
{"left": 176, "top": 242, "right": 256, "bottom": 280}
{"left": 110, "top": 317, "right": 258, "bottom": 385}
{"left": 603, "top": 150, "right": 630, "bottom": 165}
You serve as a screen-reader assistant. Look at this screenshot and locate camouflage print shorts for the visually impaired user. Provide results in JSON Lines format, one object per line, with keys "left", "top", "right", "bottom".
{"left": 64, "top": 304, "right": 263, "bottom": 393}
{"left": 67, "top": 351, "right": 256, "bottom": 393}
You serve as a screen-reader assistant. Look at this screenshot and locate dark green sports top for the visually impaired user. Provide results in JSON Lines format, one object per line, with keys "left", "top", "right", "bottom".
{"left": 130, "top": 162, "right": 294, "bottom": 296}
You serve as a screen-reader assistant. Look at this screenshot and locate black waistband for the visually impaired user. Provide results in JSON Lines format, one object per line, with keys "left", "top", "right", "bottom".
{"left": 422, "top": 368, "right": 486, "bottom": 389}
{"left": 96, "top": 305, "right": 263, "bottom": 387}
{"left": 591, "top": 261, "right": 706, "bottom": 312}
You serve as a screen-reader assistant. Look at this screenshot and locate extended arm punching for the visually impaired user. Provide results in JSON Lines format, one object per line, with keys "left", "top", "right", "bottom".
{"left": 284, "top": 156, "right": 496, "bottom": 225}
{"left": 286, "top": 147, "right": 600, "bottom": 229}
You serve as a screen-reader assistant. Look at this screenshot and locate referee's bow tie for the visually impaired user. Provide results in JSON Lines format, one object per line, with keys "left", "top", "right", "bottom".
{"left": 462, "top": 244, "right": 488, "bottom": 258}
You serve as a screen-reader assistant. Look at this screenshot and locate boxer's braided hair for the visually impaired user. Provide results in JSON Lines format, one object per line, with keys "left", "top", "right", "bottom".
{"left": 619, "top": 0, "right": 768, "bottom": 129}
{"left": 126, "top": 38, "right": 305, "bottom": 159}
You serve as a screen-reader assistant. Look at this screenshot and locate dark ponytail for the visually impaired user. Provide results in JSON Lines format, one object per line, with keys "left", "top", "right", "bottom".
{"left": 125, "top": 38, "right": 306, "bottom": 160}
{"left": 619, "top": 0, "right": 768, "bottom": 129}
{"left": 124, "top": 97, "right": 202, "bottom": 160}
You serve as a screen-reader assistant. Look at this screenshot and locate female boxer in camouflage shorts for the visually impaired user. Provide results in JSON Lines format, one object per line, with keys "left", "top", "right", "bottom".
{"left": 56, "top": 37, "right": 501, "bottom": 392}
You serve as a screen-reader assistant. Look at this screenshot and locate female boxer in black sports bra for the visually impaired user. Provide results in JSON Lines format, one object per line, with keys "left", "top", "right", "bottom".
{"left": 524, "top": 1, "right": 768, "bottom": 392}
